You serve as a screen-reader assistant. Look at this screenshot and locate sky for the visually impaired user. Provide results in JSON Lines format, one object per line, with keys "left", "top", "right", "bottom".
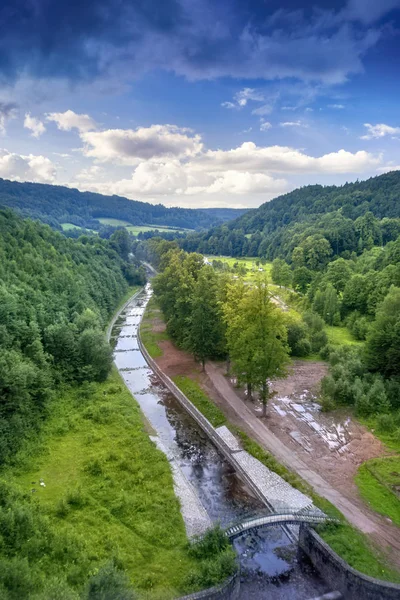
{"left": 1, "top": 0, "right": 400, "bottom": 208}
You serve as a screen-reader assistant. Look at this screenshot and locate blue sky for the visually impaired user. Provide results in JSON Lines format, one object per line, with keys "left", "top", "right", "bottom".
{"left": 1, "top": 0, "right": 400, "bottom": 207}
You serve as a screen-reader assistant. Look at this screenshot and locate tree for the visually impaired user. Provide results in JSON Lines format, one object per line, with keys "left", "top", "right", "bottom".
{"left": 366, "top": 286, "right": 400, "bottom": 377}
{"left": 326, "top": 258, "right": 353, "bottom": 293}
{"left": 223, "top": 279, "right": 290, "bottom": 415}
{"left": 292, "top": 267, "right": 313, "bottom": 294}
{"left": 222, "top": 279, "right": 256, "bottom": 398}
{"left": 301, "top": 235, "right": 333, "bottom": 271}
{"left": 271, "top": 258, "right": 292, "bottom": 288}
{"left": 185, "top": 267, "right": 225, "bottom": 369}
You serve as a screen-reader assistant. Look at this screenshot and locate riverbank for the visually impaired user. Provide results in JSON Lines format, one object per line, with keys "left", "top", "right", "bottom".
{"left": 141, "top": 297, "right": 400, "bottom": 582}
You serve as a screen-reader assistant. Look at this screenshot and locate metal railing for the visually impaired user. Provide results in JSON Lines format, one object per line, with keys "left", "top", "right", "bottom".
{"left": 226, "top": 510, "right": 338, "bottom": 539}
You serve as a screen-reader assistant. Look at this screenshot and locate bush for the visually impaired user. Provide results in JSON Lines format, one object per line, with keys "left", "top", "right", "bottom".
{"left": 83, "top": 561, "right": 136, "bottom": 600}
{"left": 188, "top": 526, "right": 229, "bottom": 560}
{"left": 286, "top": 320, "right": 311, "bottom": 357}
{"left": 376, "top": 413, "right": 396, "bottom": 433}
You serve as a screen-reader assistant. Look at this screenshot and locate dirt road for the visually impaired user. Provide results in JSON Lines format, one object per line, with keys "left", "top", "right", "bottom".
{"left": 205, "top": 361, "right": 400, "bottom": 564}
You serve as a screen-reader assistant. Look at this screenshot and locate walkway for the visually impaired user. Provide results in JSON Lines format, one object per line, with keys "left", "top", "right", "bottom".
{"left": 205, "top": 361, "right": 400, "bottom": 558}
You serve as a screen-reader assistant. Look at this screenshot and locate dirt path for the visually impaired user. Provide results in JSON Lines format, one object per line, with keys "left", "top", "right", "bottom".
{"left": 205, "top": 361, "right": 400, "bottom": 565}
{"left": 147, "top": 308, "right": 400, "bottom": 567}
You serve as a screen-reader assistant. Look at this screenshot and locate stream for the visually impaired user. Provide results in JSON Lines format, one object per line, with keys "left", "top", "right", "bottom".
{"left": 111, "top": 285, "right": 330, "bottom": 599}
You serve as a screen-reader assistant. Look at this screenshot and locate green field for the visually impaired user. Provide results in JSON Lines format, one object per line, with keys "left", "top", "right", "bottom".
{"left": 325, "top": 325, "right": 364, "bottom": 347}
{"left": 205, "top": 255, "right": 272, "bottom": 281}
{"left": 97, "top": 218, "right": 133, "bottom": 227}
{"left": 126, "top": 225, "right": 188, "bottom": 235}
{"left": 356, "top": 457, "right": 400, "bottom": 526}
{"left": 97, "top": 218, "right": 189, "bottom": 235}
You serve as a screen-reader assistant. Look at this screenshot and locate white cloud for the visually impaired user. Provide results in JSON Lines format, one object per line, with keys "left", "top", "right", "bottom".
{"left": 260, "top": 121, "right": 272, "bottom": 131}
{"left": 252, "top": 104, "right": 274, "bottom": 116}
{"left": 191, "top": 143, "right": 380, "bottom": 174}
{"left": 282, "top": 106, "right": 297, "bottom": 111}
{"left": 280, "top": 121, "right": 308, "bottom": 128}
{"left": 361, "top": 123, "right": 400, "bottom": 139}
{"left": 235, "top": 88, "right": 265, "bottom": 107}
{"left": 81, "top": 124, "right": 203, "bottom": 164}
{"left": 46, "top": 109, "right": 97, "bottom": 133}
{"left": 24, "top": 113, "right": 46, "bottom": 138}
{"left": 73, "top": 135, "right": 380, "bottom": 209}
{"left": 221, "top": 101, "right": 236, "bottom": 109}
{"left": 328, "top": 104, "right": 345, "bottom": 109}
{"left": 377, "top": 164, "right": 400, "bottom": 173}
{"left": 0, "top": 149, "right": 56, "bottom": 183}
{"left": 76, "top": 166, "right": 101, "bottom": 181}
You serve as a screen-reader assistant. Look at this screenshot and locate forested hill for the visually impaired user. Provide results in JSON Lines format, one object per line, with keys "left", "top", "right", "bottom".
{"left": 0, "top": 178, "right": 246, "bottom": 231}
{"left": 0, "top": 208, "right": 140, "bottom": 465}
{"left": 181, "top": 171, "right": 400, "bottom": 259}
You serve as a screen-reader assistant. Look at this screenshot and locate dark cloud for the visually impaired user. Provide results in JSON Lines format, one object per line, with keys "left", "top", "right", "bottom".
{"left": 0, "top": 0, "right": 398, "bottom": 84}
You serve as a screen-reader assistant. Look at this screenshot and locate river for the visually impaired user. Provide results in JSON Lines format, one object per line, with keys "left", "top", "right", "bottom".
{"left": 111, "top": 285, "right": 330, "bottom": 599}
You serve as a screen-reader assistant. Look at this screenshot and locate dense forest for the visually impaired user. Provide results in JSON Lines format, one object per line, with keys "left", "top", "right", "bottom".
{"left": 0, "top": 178, "right": 246, "bottom": 232}
{"left": 0, "top": 208, "right": 145, "bottom": 465}
{"left": 181, "top": 171, "right": 400, "bottom": 260}
{"left": 143, "top": 233, "right": 400, "bottom": 432}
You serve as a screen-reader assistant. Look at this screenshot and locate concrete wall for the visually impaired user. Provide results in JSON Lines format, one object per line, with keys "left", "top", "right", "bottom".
{"left": 177, "top": 571, "right": 240, "bottom": 600}
{"left": 299, "top": 525, "right": 400, "bottom": 600}
{"left": 137, "top": 328, "right": 276, "bottom": 512}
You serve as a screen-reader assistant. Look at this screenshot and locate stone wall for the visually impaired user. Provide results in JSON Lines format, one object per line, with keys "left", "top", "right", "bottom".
{"left": 299, "top": 525, "right": 400, "bottom": 600}
{"left": 177, "top": 571, "right": 240, "bottom": 600}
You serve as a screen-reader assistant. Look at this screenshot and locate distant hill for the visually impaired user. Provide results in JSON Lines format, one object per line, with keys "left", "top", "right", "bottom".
{"left": 0, "top": 178, "right": 247, "bottom": 232}
{"left": 181, "top": 171, "right": 400, "bottom": 259}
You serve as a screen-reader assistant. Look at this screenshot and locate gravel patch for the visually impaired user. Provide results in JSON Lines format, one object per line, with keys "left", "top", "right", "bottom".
{"left": 234, "top": 450, "right": 314, "bottom": 513}
{"left": 150, "top": 436, "right": 212, "bottom": 537}
{"left": 215, "top": 425, "right": 242, "bottom": 452}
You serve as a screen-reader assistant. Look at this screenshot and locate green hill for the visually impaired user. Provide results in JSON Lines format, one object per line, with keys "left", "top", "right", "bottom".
{"left": 0, "top": 178, "right": 246, "bottom": 232}
{"left": 181, "top": 171, "right": 400, "bottom": 259}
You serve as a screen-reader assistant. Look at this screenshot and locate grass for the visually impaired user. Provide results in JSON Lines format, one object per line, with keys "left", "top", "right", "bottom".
{"left": 325, "top": 325, "right": 364, "bottom": 347}
{"left": 139, "top": 297, "right": 169, "bottom": 358}
{"left": 126, "top": 225, "right": 189, "bottom": 235}
{"left": 97, "top": 218, "right": 133, "bottom": 227}
{"left": 96, "top": 218, "right": 189, "bottom": 235}
{"left": 61, "top": 222, "right": 96, "bottom": 233}
{"left": 355, "top": 457, "right": 400, "bottom": 527}
{"left": 172, "top": 376, "right": 227, "bottom": 428}
{"left": 6, "top": 370, "right": 210, "bottom": 598}
{"left": 205, "top": 255, "right": 273, "bottom": 283}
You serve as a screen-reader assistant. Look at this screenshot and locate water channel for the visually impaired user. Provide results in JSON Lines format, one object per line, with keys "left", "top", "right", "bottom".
{"left": 111, "top": 285, "right": 330, "bottom": 599}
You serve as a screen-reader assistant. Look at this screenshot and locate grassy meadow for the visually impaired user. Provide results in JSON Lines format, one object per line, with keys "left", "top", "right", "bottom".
{"left": 2, "top": 368, "right": 230, "bottom": 599}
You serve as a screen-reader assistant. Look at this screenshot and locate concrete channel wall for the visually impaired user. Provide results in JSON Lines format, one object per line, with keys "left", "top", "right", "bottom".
{"left": 299, "top": 525, "right": 400, "bottom": 600}
{"left": 178, "top": 571, "right": 240, "bottom": 600}
{"left": 137, "top": 327, "right": 278, "bottom": 512}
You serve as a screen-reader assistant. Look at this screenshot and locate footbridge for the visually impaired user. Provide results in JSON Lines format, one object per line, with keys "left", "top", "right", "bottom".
{"left": 226, "top": 509, "right": 339, "bottom": 540}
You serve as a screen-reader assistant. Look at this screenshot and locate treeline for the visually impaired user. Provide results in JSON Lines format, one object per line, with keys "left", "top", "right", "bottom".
{"left": 0, "top": 209, "right": 145, "bottom": 464}
{"left": 180, "top": 171, "right": 400, "bottom": 261}
{"left": 268, "top": 238, "right": 400, "bottom": 425}
{"left": 0, "top": 178, "right": 246, "bottom": 232}
{"left": 150, "top": 240, "right": 290, "bottom": 415}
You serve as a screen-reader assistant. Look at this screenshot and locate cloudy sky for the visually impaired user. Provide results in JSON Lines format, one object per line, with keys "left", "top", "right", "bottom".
{"left": 1, "top": 0, "right": 400, "bottom": 208}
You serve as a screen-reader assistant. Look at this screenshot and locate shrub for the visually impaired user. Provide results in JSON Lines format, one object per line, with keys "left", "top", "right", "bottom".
{"left": 83, "top": 561, "right": 136, "bottom": 600}
{"left": 376, "top": 413, "right": 396, "bottom": 433}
